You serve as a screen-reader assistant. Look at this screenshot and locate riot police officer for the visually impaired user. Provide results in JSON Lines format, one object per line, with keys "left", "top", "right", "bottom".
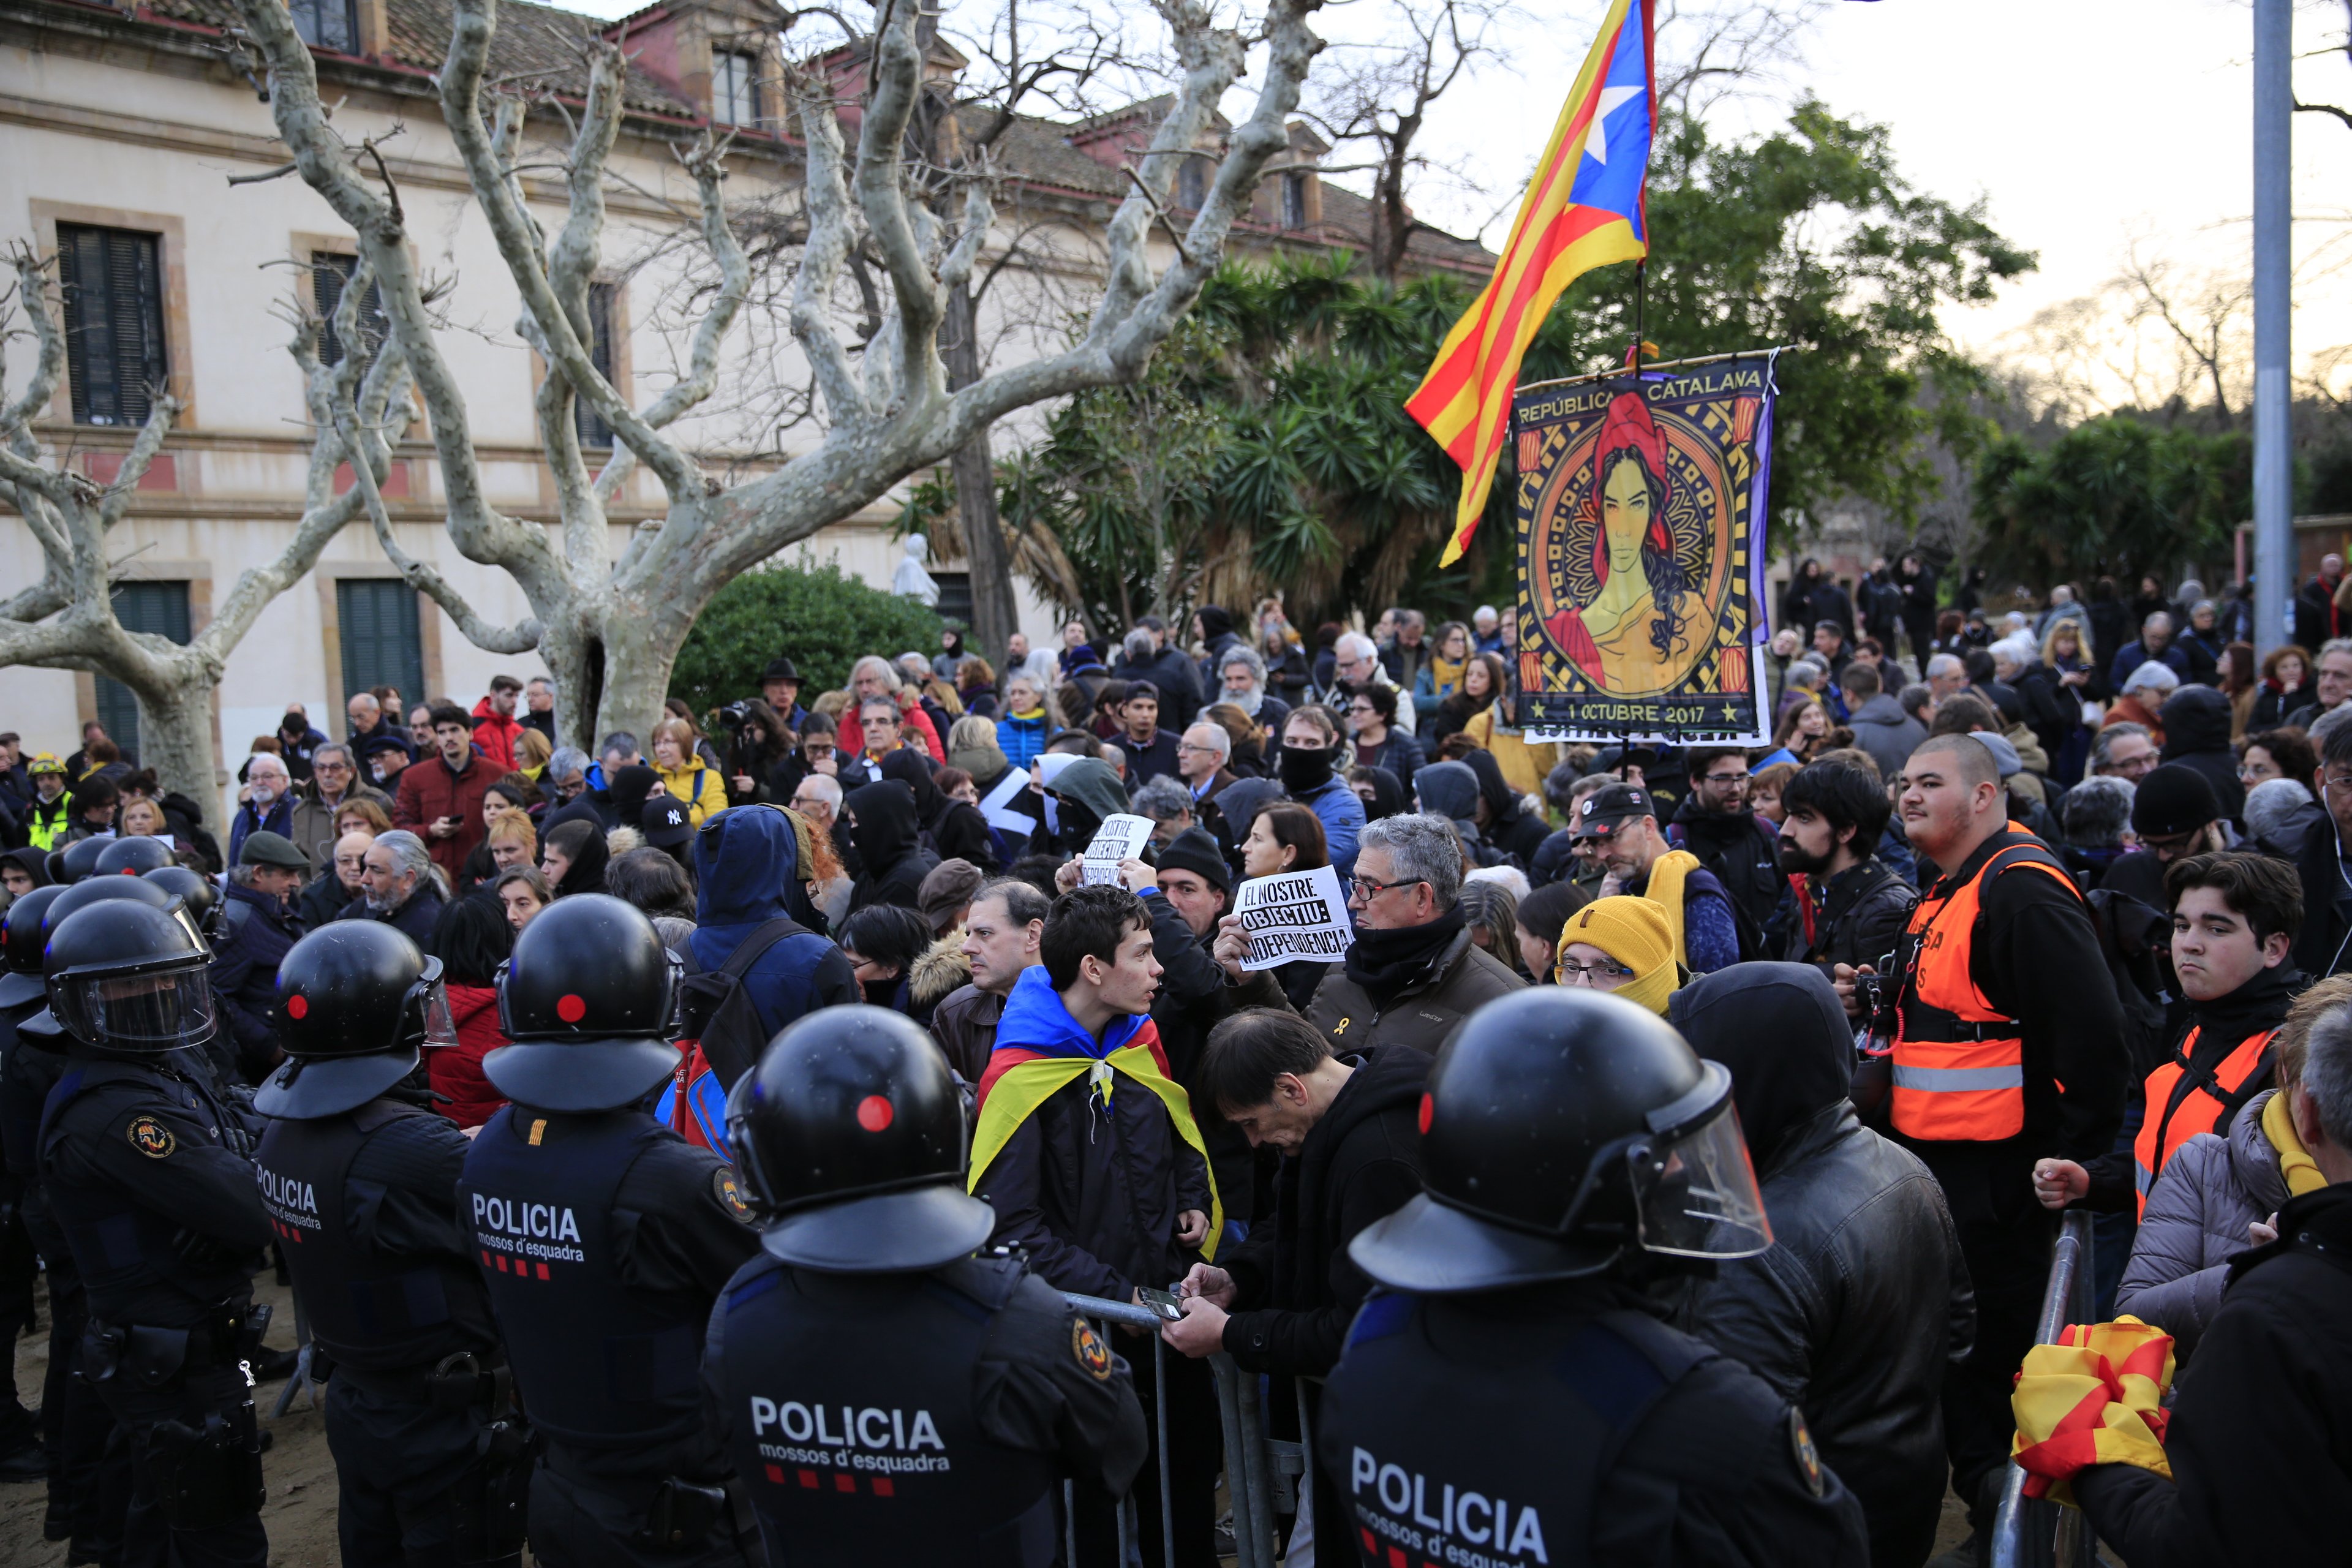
{"left": 457, "top": 893, "right": 762, "bottom": 1567}
{"left": 36, "top": 895, "right": 273, "bottom": 1568}
{"left": 1317, "top": 988, "right": 1871, "bottom": 1567}
{"left": 0, "top": 885, "right": 69, "bottom": 1507}
{"left": 707, "top": 1006, "right": 1148, "bottom": 1566}
{"left": 254, "top": 922, "right": 523, "bottom": 1567}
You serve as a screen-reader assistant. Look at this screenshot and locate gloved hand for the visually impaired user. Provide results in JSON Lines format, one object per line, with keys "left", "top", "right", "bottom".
{"left": 2010, "top": 1316, "right": 2176, "bottom": 1507}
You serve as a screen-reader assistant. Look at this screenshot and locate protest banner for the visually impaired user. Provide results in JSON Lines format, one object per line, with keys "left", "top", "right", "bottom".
{"left": 1233, "top": 865, "right": 1355, "bottom": 970}
{"left": 979, "top": 767, "right": 1032, "bottom": 832}
{"left": 1080, "top": 814, "right": 1156, "bottom": 886}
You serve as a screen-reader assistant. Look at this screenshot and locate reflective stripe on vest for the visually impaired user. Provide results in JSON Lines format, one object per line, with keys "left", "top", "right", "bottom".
{"left": 1890, "top": 832, "right": 2077, "bottom": 1143}
{"left": 2130, "top": 1025, "right": 2277, "bottom": 1218}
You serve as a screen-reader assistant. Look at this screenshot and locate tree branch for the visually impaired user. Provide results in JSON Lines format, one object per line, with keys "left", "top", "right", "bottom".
{"left": 0, "top": 247, "right": 66, "bottom": 435}
{"left": 2297, "top": 99, "right": 2352, "bottom": 131}
{"left": 97, "top": 394, "right": 183, "bottom": 530}
{"left": 785, "top": 66, "right": 873, "bottom": 429}
{"left": 855, "top": 2, "right": 949, "bottom": 407}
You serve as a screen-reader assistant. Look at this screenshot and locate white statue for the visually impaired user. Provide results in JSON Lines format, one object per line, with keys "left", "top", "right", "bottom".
{"left": 892, "top": 533, "right": 941, "bottom": 606}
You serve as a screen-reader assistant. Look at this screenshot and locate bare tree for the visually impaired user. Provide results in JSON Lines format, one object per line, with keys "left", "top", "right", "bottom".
{"left": 0, "top": 249, "right": 413, "bottom": 804}
{"left": 232, "top": 0, "right": 1325, "bottom": 752}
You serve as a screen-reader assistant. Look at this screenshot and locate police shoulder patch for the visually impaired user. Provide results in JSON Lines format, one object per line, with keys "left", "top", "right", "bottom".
{"left": 125, "top": 1115, "right": 176, "bottom": 1159}
{"left": 1071, "top": 1317, "right": 1112, "bottom": 1381}
{"left": 1789, "top": 1408, "right": 1825, "bottom": 1498}
{"left": 712, "top": 1166, "right": 754, "bottom": 1224}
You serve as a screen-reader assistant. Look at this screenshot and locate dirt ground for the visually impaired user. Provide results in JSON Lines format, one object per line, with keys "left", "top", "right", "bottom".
{"left": 1, "top": 1265, "right": 1990, "bottom": 1568}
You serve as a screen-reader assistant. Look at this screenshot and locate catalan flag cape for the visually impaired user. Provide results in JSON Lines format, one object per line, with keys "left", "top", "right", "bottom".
{"left": 1408, "top": 0, "right": 1656, "bottom": 566}
{"left": 967, "top": 968, "right": 1224, "bottom": 1261}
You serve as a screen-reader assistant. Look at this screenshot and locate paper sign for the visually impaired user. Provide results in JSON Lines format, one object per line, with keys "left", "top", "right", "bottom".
{"left": 1080, "top": 814, "right": 1156, "bottom": 886}
{"left": 980, "top": 768, "right": 1033, "bottom": 832}
{"left": 1233, "top": 865, "right": 1355, "bottom": 970}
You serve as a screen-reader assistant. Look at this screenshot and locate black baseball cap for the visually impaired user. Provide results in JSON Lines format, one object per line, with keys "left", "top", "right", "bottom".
{"left": 1571, "top": 782, "right": 1658, "bottom": 842}
{"left": 640, "top": 794, "right": 693, "bottom": 848}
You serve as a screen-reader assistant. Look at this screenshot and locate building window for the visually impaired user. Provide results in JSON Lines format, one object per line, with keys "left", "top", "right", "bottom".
{"left": 1282, "top": 172, "right": 1308, "bottom": 230}
{"left": 930, "top": 571, "right": 973, "bottom": 632}
{"left": 56, "top": 224, "right": 168, "bottom": 428}
{"left": 311, "top": 252, "right": 387, "bottom": 369}
{"left": 712, "top": 50, "right": 761, "bottom": 127}
{"left": 287, "top": 0, "right": 358, "bottom": 52}
{"left": 96, "top": 581, "right": 191, "bottom": 758}
{"left": 337, "top": 580, "right": 426, "bottom": 720}
{"left": 575, "top": 282, "right": 617, "bottom": 450}
{"left": 1177, "top": 157, "right": 1206, "bottom": 211}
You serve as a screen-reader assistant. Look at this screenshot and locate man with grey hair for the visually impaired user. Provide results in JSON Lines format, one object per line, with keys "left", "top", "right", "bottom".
{"left": 2092, "top": 720, "right": 2160, "bottom": 783}
{"left": 1317, "top": 631, "right": 1415, "bottom": 734}
{"left": 335, "top": 827, "right": 445, "bottom": 946}
{"left": 1131, "top": 775, "right": 1196, "bottom": 849}
{"left": 2244, "top": 775, "right": 2318, "bottom": 852}
{"left": 1925, "top": 652, "right": 1969, "bottom": 705}
{"left": 1177, "top": 722, "right": 1238, "bottom": 810}
{"left": 1379, "top": 608, "right": 1430, "bottom": 693}
{"left": 228, "top": 750, "right": 295, "bottom": 866}
{"left": 1213, "top": 811, "right": 1523, "bottom": 1055}
{"left": 1472, "top": 603, "right": 1503, "bottom": 654}
{"left": 2119, "top": 661, "right": 2181, "bottom": 720}
{"left": 2108, "top": 609, "right": 2189, "bottom": 690}
{"left": 1113, "top": 623, "right": 1205, "bottom": 719}
{"left": 2067, "top": 992, "right": 2352, "bottom": 1561}
{"left": 2285, "top": 636, "right": 2352, "bottom": 731}
{"left": 289, "top": 738, "right": 391, "bottom": 873}
{"left": 1214, "top": 644, "right": 1291, "bottom": 736}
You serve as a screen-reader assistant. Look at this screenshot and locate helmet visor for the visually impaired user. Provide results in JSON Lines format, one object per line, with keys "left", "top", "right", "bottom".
{"left": 1626, "top": 1099, "right": 1772, "bottom": 1260}
{"left": 55, "top": 965, "right": 217, "bottom": 1048}
{"left": 410, "top": 957, "right": 457, "bottom": 1050}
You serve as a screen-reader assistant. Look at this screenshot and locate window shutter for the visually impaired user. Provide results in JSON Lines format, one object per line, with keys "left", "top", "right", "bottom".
{"left": 59, "top": 225, "right": 166, "bottom": 428}
{"left": 94, "top": 581, "right": 192, "bottom": 758}
{"left": 312, "top": 252, "right": 383, "bottom": 369}
{"left": 576, "top": 282, "right": 617, "bottom": 449}
{"left": 337, "top": 581, "right": 426, "bottom": 713}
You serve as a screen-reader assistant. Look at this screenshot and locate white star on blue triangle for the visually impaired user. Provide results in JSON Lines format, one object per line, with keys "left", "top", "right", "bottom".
{"left": 1566, "top": 13, "right": 1652, "bottom": 239}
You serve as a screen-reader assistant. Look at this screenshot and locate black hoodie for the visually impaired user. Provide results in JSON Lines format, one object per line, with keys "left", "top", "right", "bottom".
{"left": 1460, "top": 748, "right": 1550, "bottom": 869}
{"left": 878, "top": 750, "right": 998, "bottom": 873}
{"left": 2158, "top": 685, "right": 2246, "bottom": 824}
{"left": 845, "top": 780, "right": 939, "bottom": 914}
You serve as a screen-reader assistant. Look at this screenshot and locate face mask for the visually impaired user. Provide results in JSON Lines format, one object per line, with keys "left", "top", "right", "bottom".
{"left": 1279, "top": 743, "right": 1335, "bottom": 793}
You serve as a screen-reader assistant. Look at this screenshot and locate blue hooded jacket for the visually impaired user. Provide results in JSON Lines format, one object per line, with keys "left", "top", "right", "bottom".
{"left": 688, "top": 806, "right": 859, "bottom": 1045}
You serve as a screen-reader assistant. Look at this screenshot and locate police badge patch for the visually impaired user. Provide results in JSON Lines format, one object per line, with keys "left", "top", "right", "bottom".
{"left": 1789, "top": 1408, "right": 1825, "bottom": 1497}
{"left": 712, "top": 1166, "right": 753, "bottom": 1223}
{"left": 1071, "top": 1319, "right": 1112, "bottom": 1380}
{"left": 125, "top": 1116, "right": 176, "bottom": 1159}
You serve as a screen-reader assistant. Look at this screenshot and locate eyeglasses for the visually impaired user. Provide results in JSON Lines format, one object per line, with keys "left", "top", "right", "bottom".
{"left": 1177, "top": 741, "right": 1220, "bottom": 754}
{"left": 1700, "top": 771, "right": 1747, "bottom": 786}
{"left": 1349, "top": 874, "right": 1427, "bottom": 900}
{"left": 1558, "top": 956, "right": 1634, "bottom": 982}
{"left": 804, "top": 744, "right": 837, "bottom": 758}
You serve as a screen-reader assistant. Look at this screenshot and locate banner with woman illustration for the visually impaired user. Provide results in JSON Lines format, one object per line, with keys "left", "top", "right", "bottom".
{"left": 1513, "top": 350, "right": 1780, "bottom": 744}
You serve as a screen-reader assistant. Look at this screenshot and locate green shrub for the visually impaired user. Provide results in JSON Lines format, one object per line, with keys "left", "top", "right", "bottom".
{"left": 670, "top": 560, "right": 943, "bottom": 719}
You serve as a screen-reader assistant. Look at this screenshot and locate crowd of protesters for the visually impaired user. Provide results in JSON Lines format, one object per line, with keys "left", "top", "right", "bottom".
{"left": 9, "top": 554, "right": 2352, "bottom": 1568}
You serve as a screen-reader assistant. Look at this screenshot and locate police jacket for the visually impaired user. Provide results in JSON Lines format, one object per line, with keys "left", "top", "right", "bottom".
{"left": 1319, "top": 1280, "right": 1871, "bottom": 1568}
{"left": 459, "top": 1104, "right": 760, "bottom": 1481}
{"left": 704, "top": 1253, "right": 1148, "bottom": 1568}
{"left": 2075, "top": 1182, "right": 2352, "bottom": 1566}
{"left": 209, "top": 883, "right": 304, "bottom": 1083}
{"left": 255, "top": 1091, "right": 498, "bottom": 1374}
{"left": 39, "top": 1055, "right": 271, "bottom": 1328}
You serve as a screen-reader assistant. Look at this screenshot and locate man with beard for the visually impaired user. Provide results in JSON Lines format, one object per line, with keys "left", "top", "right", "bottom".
{"left": 1778, "top": 760, "right": 1917, "bottom": 976}
{"left": 333, "top": 829, "right": 447, "bottom": 946}
{"left": 1215, "top": 646, "right": 1291, "bottom": 746}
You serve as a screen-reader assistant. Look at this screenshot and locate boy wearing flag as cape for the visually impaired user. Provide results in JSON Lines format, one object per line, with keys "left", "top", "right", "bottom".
{"left": 970, "top": 883, "right": 1223, "bottom": 1567}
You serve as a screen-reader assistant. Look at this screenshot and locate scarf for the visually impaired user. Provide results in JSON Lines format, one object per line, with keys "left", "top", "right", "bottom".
{"left": 1278, "top": 742, "right": 1336, "bottom": 794}
{"left": 1343, "top": 905, "right": 1464, "bottom": 1012}
{"left": 1428, "top": 653, "right": 1467, "bottom": 698}
{"left": 2263, "top": 1091, "right": 2329, "bottom": 1198}
{"left": 1635, "top": 848, "right": 1703, "bottom": 964}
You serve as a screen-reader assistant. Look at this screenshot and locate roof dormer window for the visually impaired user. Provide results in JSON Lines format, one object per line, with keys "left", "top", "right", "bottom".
{"left": 712, "top": 49, "right": 761, "bottom": 127}
{"left": 289, "top": 0, "right": 356, "bottom": 53}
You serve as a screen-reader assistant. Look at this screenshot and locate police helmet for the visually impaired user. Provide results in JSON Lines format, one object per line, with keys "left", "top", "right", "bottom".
{"left": 143, "top": 866, "right": 221, "bottom": 939}
{"left": 45, "top": 835, "right": 112, "bottom": 888}
{"left": 1349, "top": 989, "right": 1771, "bottom": 1294}
{"left": 0, "top": 884, "right": 69, "bottom": 1009}
{"left": 253, "top": 923, "right": 455, "bottom": 1120}
{"left": 484, "top": 893, "right": 680, "bottom": 1112}
{"left": 726, "top": 1006, "right": 993, "bottom": 1273}
{"left": 92, "top": 836, "right": 175, "bottom": 878}
{"left": 43, "top": 899, "right": 217, "bottom": 1055}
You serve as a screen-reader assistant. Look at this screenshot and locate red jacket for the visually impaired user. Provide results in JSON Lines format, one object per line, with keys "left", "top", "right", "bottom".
{"left": 435, "top": 984, "right": 510, "bottom": 1129}
{"left": 471, "top": 698, "right": 524, "bottom": 774}
{"left": 393, "top": 752, "right": 499, "bottom": 880}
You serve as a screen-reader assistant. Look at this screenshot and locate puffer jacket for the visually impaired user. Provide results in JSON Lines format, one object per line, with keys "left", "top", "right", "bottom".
{"left": 435, "top": 983, "right": 510, "bottom": 1129}
{"left": 1298, "top": 924, "right": 1525, "bottom": 1057}
{"left": 994, "top": 707, "right": 1051, "bottom": 771}
{"left": 2115, "top": 1086, "right": 2307, "bottom": 1359}
{"left": 655, "top": 753, "right": 723, "bottom": 827}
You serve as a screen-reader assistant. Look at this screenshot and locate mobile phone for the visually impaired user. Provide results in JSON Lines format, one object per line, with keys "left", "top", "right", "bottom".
{"left": 1137, "top": 1287, "right": 1184, "bottom": 1323}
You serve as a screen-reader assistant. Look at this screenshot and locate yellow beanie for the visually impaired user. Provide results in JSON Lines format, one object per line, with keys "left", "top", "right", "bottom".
{"left": 1558, "top": 895, "right": 1682, "bottom": 1016}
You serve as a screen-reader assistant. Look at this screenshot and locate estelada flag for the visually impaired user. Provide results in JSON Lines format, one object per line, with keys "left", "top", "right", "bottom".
{"left": 1407, "top": 0, "right": 1655, "bottom": 566}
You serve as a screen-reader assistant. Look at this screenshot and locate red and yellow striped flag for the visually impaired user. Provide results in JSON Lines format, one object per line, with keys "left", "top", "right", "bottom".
{"left": 1408, "top": 0, "right": 1656, "bottom": 565}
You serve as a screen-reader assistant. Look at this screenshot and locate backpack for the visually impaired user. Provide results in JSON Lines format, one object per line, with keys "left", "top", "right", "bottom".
{"left": 654, "top": 916, "right": 812, "bottom": 1159}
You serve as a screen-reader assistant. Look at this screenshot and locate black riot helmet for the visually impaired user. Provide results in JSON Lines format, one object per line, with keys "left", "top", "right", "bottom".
{"left": 46, "top": 835, "right": 112, "bottom": 887}
{"left": 485, "top": 893, "right": 680, "bottom": 1112}
{"left": 143, "top": 865, "right": 221, "bottom": 938}
{"left": 93, "top": 836, "right": 175, "bottom": 878}
{"left": 0, "top": 884, "right": 69, "bottom": 1009}
{"left": 1349, "top": 988, "right": 1771, "bottom": 1294}
{"left": 725, "top": 1006, "right": 993, "bottom": 1273}
{"left": 253, "top": 923, "right": 456, "bottom": 1120}
{"left": 43, "top": 899, "right": 217, "bottom": 1055}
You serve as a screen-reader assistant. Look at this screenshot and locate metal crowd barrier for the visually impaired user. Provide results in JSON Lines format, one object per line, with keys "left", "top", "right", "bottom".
{"left": 1061, "top": 1291, "right": 1307, "bottom": 1568}
{"left": 1989, "top": 1210, "right": 2097, "bottom": 1568}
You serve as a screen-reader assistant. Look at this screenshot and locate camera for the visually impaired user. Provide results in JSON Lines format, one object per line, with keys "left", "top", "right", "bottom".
{"left": 715, "top": 701, "right": 752, "bottom": 732}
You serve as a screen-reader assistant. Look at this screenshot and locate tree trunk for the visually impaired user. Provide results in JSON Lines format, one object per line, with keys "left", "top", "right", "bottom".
{"left": 132, "top": 658, "right": 224, "bottom": 816}
{"left": 942, "top": 280, "right": 1020, "bottom": 666}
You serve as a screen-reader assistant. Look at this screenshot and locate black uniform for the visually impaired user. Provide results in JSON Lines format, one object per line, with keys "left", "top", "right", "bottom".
{"left": 256, "top": 1093, "right": 521, "bottom": 1566}
{"left": 704, "top": 1253, "right": 1148, "bottom": 1567}
{"left": 458, "top": 1102, "right": 762, "bottom": 1567}
{"left": 1317, "top": 1285, "right": 1871, "bottom": 1568}
{"left": 37, "top": 1054, "right": 273, "bottom": 1568}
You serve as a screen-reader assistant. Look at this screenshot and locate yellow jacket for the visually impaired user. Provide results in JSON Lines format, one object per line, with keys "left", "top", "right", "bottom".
{"left": 1461, "top": 706, "right": 1561, "bottom": 803}
{"left": 655, "top": 755, "right": 722, "bottom": 827}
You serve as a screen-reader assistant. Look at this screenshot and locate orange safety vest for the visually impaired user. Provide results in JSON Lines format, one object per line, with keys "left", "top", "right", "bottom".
{"left": 1890, "top": 831, "right": 2078, "bottom": 1142}
{"left": 2130, "top": 1025, "right": 2277, "bottom": 1217}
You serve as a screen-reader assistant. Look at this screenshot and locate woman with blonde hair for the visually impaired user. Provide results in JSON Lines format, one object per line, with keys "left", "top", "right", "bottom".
{"left": 514, "top": 725, "right": 553, "bottom": 780}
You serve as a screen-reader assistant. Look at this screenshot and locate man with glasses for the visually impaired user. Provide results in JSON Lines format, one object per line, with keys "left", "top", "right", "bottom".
{"left": 1315, "top": 631, "right": 1416, "bottom": 736}
{"left": 290, "top": 741, "right": 390, "bottom": 876}
{"left": 2288, "top": 720, "right": 2352, "bottom": 978}
{"left": 1667, "top": 745, "right": 1784, "bottom": 932}
{"left": 1216, "top": 813, "right": 1523, "bottom": 1056}
{"left": 2091, "top": 722, "right": 2160, "bottom": 784}
{"left": 1572, "top": 782, "right": 1747, "bottom": 973}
